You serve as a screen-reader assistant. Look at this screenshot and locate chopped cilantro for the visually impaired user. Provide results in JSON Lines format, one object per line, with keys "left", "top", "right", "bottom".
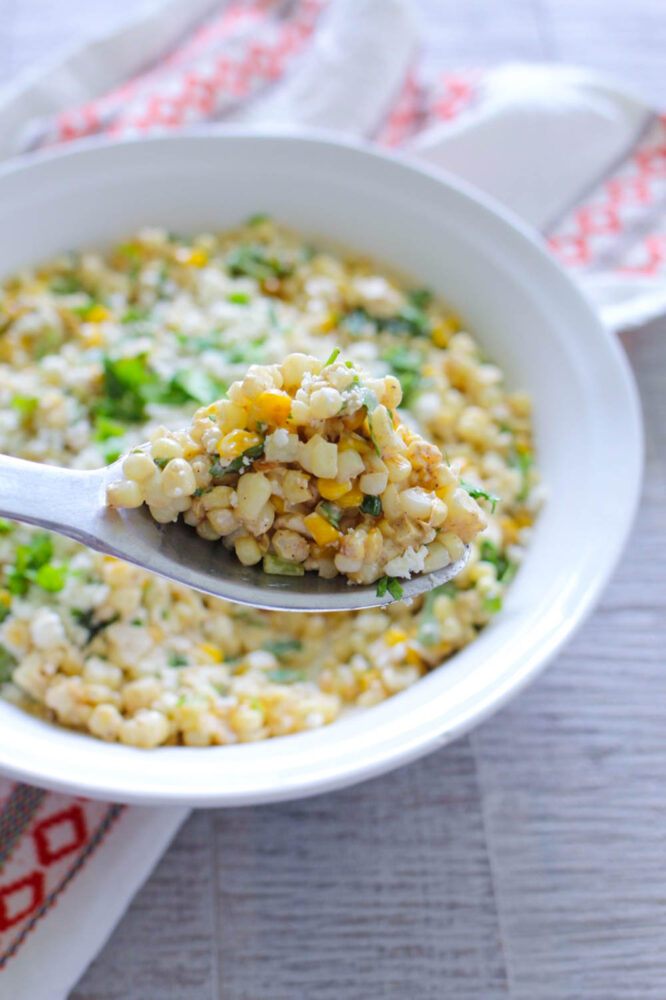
{"left": 263, "top": 554, "right": 305, "bottom": 576}
{"left": 382, "top": 346, "right": 423, "bottom": 407}
{"left": 10, "top": 396, "right": 38, "bottom": 420}
{"left": 170, "top": 368, "right": 227, "bottom": 405}
{"left": 227, "top": 291, "right": 250, "bottom": 305}
{"left": 407, "top": 287, "right": 433, "bottom": 310}
{"left": 0, "top": 519, "right": 14, "bottom": 534}
{"left": 49, "top": 274, "right": 84, "bottom": 295}
{"left": 71, "top": 609, "right": 119, "bottom": 643}
{"left": 267, "top": 667, "right": 306, "bottom": 684}
{"left": 93, "top": 415, "right": 125, "bottom": 442}
{"left": 483, "top": 595, "right": 503, "bottom": 614}
{"left": 376, "top": 576, "right": 404, "bottom": 601}
{"left": 319, "top": 501, "right": 342, "bottom": 527}
{"left": 509, "top": 449, "right": 534, "bottom": 502}
{"left": 247, "top": 213, "right": 270, "bottom": 226}
{"left": 461, "top": 479, "right": 500, "bottom": 513}
{"left": 342, "top": 304, "right": 430, "bottom": 339}
{"left": 34, "top": 564, "right": 67, "bottom": 592}
{"left": 323, "top": 347, "right": 340, "bottom": 367}
{"left": 210, "top": 439, "right": 265, "bottom": 478}
{"left": 226, "top": 244, "right": 293, "bottom": 282}
{"left": 479, "top": 540, "right": 515, "bottom": 582}
{"left": 168, "top": 652, "right": 188, "bottom": 667}
{"left": 417, "top": 582, "right": 459, "bottom": 646}
{"left": 0, "top": 646, "right": 17, "bottom": 684}
{"left": 153, "top": 457, "right": 170, "bottom": 470}
{"left": 361, "top": 495, "right": 382, "bottom": 517}
{"left": 121, "top": 306, "right": 149, "bottom": 324}
{"left": 263, "top": 639, "right": 303, "bottom": 658}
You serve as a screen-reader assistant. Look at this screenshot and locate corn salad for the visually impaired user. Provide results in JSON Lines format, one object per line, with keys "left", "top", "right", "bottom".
{"left": 107, "top": 354, "right": 486, "bottom": 587}
{"left": 0, "top": 219, "right": 539, "bottom": 747}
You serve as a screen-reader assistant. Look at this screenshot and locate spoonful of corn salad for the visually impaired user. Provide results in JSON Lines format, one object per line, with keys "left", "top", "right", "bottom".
{"left": 0, "top": 352, "right": 490, "bottom": 611}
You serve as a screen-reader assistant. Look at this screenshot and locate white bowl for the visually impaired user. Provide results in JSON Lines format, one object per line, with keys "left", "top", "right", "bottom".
{"left": 0, "top": 132, "right": 642, "bottom": 806}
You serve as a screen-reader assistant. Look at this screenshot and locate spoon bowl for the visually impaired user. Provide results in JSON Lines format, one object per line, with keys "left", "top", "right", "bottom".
{"left": 0, "top": 453, "right": 469, "bottom": 611}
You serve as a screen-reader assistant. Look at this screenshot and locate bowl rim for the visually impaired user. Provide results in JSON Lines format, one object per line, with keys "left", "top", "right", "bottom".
{"left": 0, "top": 128, "right": 644, "bottom": 806}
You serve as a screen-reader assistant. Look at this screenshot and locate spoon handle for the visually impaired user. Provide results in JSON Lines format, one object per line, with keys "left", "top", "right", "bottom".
{"left": 0, "top": 453, "right": 103, "bottom": 544}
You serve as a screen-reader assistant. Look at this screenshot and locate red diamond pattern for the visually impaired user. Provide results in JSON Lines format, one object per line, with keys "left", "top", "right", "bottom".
{"left": 0, "top": 872, "right": 44, "bottom": 932}
{"left": 33, "top": 805, "right": 87, "bottom": 867}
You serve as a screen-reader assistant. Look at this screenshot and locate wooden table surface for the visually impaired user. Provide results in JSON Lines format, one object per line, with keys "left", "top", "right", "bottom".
{"left": 2, "top": 1, "right": 665, "bottom": 997}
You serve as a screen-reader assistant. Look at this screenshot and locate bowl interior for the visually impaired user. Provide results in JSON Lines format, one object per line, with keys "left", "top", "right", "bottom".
{"left": 0, "top": 133, "right": 642, "bottom": 804}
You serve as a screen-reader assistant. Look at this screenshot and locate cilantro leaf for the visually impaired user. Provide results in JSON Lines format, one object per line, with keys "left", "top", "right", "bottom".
{"left": 210, "top": 440, "right": 265, "bottom": 479}
{"left": 461, "top": 479, "right": 500, "bottom": 513}
{"left": 361, "top": 495, "right": 382, "bottom": 517}
{"left": 262, "top": 639, "right": 303, "bottom": 659}
{"left": 323, "top": 347, "right": 340, "bottom": 367}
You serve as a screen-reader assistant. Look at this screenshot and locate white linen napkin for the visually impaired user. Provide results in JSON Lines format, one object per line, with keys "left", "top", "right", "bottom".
{"left": 0, "top": 1, "right": 663, "bottom": 996}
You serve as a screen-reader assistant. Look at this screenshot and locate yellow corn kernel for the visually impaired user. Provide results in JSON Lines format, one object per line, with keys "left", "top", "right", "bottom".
{"left": 217, "top": 429, "right": 263, "bottom": 460}
{"left": 431, "top": 318, "right": 455, "bottom": 348}
{"left": 86, "top": 304, "right": 110, "bottom": 323}
{"left": 198, "top": 643, "right": 223, "bottom": 663}
{"left": 336, "top": 485, "right": 364, "bottom": 509}
{"left": 186, "top": 248, "right": 208, "bottom": 267}
{"left": 515, "top": 510, "right": 533, "bottom": 527}
{"left": 317, "top": 311, "right": 338, "bottom": 333}
{"left": 405, "top": 644, "right": 422, "bottom": 666}
{"left": 80, "top": 326, "right": 104, "bottom": 347}
{"left": 0, "top": 589, "right": 11, "bottom": 608}
{"left": 272, "top": 496, "right": 286, "bottom": 514}
{"left": 385, "top": 627, "right": 407, "bottom": 647}
{"left": 317, "top": 478, "right": 351, "bottom": 501}
{"left": 253, "top": 390, "right": 292, "bottom": 427}
{"left": 304, "top": 512, "right": 342, "bottom": 547}
{"left": 149, "top": 625, "right": 164, "bottom": 643}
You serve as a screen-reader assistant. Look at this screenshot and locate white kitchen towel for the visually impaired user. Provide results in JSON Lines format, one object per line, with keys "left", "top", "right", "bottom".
{"left": 0, "top": 1, "right": 664, "bottom": 996}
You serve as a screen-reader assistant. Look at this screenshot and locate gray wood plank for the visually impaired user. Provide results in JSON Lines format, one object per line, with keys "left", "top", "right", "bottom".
{"left": 472, "top": 316, "right": 666, "bottom": 1000}
{"left": 72, "top": 810, "right": 217, "bottom": 1000}
{"left": 212, "top": 740, "right": 509, "bottom": 1000}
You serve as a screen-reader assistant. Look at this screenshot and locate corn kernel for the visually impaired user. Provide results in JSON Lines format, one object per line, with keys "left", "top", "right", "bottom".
{"left": 304, "top": 512, "right": 341, "bottom": 547}
{"left": 336, "top": 485, "right": 364, "bottom": 509}
{"left": 317, "top": 311, "right": 338, "bottom": 333}
{"left": 253, "top": 390, "right": 292, "bottom": 426}
{"left": 0, "top": 590, "right": 11, "bottom": 608}
{"left": 385, "top": 627, "right": 407, "bottom": 646}
{"left": 86, "top": 304, "right": 110, "bottom": 323}
{"left": 431, "top": 318, "right": 454, "bottom": 348}
{"left": 186, "top": 248, "right": 208, "bottom": 267}
{"left": 197, "top": 643, "right": 223, "bottom": 663}
{"left": 317, "top": 478, "right": 351, "bottom": 501}
{"left": 217, "top": 429, "right": 263, "bottom": 459}
{"left": 405, "top": 645, "right": 422, "bottom": 666}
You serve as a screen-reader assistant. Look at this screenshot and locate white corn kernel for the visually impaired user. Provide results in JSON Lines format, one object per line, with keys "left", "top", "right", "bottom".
{"left": 236, "top": 472, "right": 272, "bottom": 522}
{"left": 310, "top": 386, "right": 343, "bottom": 419}
{"left": 122, "top": 451, "right": 156, "bottom": 482}
{"left": 106, "top": 479, "right": 144, "bottom": 509}
{"left": 300, "top": 434, "right": 338, "bottom": 478}
{"left": 359, "top": 470, "right": 388, "bottom": 495}
{"left": 235, "top": 536, "right": 263, "bottom": 566}
{"left": 119, "top": 709, "right": 169, "bottom": 748}
{"left": 399, "top": 487, "right": 434, "bottom": 520}
{"left": 161, "top": 457, "right": 197, "bottom": 498}
{"left": 151, "top": 436, "right": 184, "bottom": 461}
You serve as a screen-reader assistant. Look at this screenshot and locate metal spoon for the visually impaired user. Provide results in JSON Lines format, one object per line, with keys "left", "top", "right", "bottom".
{"left": 0, "top": 454, "right": 469, "bottom": 612}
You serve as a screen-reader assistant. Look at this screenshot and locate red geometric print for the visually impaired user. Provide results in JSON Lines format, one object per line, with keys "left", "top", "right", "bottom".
{"left": 575, "top": 205, "right": 620, "bottom": 237}
{"left": 547, "top": 234, "right": 591, "bottom": 267}
{"left": 33, "top": 806, "right": 88, "bottom": 866}
{"left": 0, "top": 872, "right": 44, "bottom": 932}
